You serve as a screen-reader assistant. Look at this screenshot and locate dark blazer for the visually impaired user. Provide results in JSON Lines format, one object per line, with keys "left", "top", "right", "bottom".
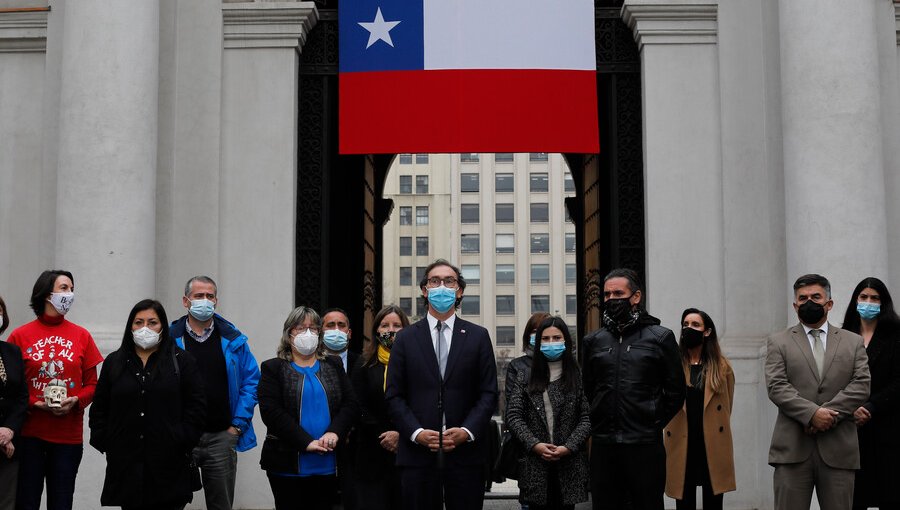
{"left": 0, "top": 342, "right": 27, "bottom": 436}
{"left": 89, "top": 347, "right": 207, "bottom": 508}
{"left": 351, "top": 356, "right": 397, "bottom": 480}
{"left": 386, "top": 316, "right": 499, "bottom": 467}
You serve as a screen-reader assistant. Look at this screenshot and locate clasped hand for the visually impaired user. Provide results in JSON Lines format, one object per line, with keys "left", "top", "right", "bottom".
{"left": 306, "top": 432, "right": 339, "bottom": 453}
{"left": 532, "top": 443, "right": 571, "bottom": 462}
{"left": 34, "top": 397, "right": 79, "bottom": 417}
{"left": 805, "top": 407, "right": 839, "bottom": 434}
{"left": 416, "top": 428, "right": 468, "bottom": 452}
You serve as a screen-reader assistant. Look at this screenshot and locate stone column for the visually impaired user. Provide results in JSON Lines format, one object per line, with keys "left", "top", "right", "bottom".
{"left": 55, "top": 1, "right": 159, "bottom": 348}
{"left": 780, "top": 0, "right": 889, "bottom": 310}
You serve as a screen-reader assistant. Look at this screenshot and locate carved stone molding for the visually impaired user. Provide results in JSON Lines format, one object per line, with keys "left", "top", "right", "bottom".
{"left": 895, "top": 1, "right": 899, "bottom": 46}
{"left": 620, "top": 0, "right": 717, "bottom": 50}
{"left": 0, "top": 10, "right": 47, "bottom": 53}
{"left": 223, "top": 1, "right": 318, "bottom": 50}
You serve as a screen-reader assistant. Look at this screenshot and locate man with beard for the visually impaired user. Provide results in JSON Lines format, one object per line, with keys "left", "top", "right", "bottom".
{"left": 582, "top": 268, "right": 685, "bottom": 510}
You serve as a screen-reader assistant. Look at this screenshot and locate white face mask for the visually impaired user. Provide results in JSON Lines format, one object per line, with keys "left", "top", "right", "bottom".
{"left": 292, "top": 329, "right": 319, "bottom": 356}
{"left": 49, "top": 292, "right": 75, "bottom": 315}
{"left": 133, "top": 326, "right": 161, "bottom": 350}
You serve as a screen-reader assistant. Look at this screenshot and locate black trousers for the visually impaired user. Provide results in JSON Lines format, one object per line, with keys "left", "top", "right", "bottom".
{"left": 266, "top": 473, "right": 337, "bottom": 510}
{"left": 400, "top": 464, "right": 485, "bottom": 510}
{"left": 675, "top": 483, "right": 722, "bottom": 510}
{"left": 590, "top": 441, "right": 665, "bottom": 510}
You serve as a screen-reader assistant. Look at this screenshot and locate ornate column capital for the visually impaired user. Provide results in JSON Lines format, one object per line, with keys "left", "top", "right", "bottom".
{"left": 0, "top": 9, "right": 48, "bottom": 53}
{"left": 223, "top": 1, "right": 318, "bottom": 50}
{"left": 621, "top": 0, "right": 718, "bottom": 50}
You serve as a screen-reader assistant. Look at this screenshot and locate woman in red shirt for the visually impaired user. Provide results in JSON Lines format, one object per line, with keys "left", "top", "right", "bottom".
{"left": 7, "top": 270, "right": 103, "bottom": 510}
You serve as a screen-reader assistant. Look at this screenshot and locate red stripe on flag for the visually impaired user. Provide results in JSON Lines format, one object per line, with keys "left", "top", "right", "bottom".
{"left": 339, "top": 69, "right": 599, "bottom": 154}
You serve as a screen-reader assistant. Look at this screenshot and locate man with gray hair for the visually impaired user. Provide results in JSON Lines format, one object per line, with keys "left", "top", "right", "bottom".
{"left": 171, "top": 275, "right": 260, "bottom": 510}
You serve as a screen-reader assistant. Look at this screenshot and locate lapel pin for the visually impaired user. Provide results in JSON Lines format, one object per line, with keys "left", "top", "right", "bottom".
{"left": 460, "top": 329, "right": 466, "bottom": 334}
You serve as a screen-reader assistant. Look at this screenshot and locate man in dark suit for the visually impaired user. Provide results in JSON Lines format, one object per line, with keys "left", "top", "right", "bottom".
{"left": 766, "top": 273, "right": 870, "bottom": 510}
{"left": 386, "top": 259, "right": 499, "bottom": 510}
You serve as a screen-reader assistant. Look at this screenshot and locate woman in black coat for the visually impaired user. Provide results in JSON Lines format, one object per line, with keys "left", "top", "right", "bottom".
{"left": 841, "top": 277, "right": 900, "bottom": 510}
{"left": 89, "top": 299, "right": 207, "bottom": 510}
{"left": 350, "top": 305, "right": 409, "bottom": 510}
{"left": 0, "top": 295, "right": 29, "bottom": 510}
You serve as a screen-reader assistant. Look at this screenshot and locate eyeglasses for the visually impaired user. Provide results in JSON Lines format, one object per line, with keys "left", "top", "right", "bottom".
{"left": 426, "top": 276, "right": 458, "bottom": 288}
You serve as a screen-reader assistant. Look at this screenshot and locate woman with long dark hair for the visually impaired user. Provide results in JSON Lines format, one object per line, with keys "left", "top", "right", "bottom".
{"left": 8, "top": 270, "right": 103, "bottom": 510}
{"left": 663, "top": 308, "right": 735, "bottom": 510}
{"left": 350, "top": 304, "right": 410, "bottom": 509}
{"left": 841, "top": 277, "right": 900, "bottom": 510}
{"left": 0, "top": 295, "right": 28, "bottom": 510}
{"left": 89, "top": 299, "right": 207, "bottom": 510}
{"left": 505, "top": 316, "right": 590, "bottom": 510}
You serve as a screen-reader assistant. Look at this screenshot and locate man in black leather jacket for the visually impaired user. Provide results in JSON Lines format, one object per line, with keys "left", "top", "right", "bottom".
{"left": 582, "top": 268, "right": 685, "bottom": 510}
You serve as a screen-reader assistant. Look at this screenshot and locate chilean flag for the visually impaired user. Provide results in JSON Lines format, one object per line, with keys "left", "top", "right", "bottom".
{"left": 338, "top": 0, "right": 600, "bottom": 154}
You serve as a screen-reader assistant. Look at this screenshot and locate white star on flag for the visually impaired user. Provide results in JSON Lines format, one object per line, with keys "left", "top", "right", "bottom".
{"left": 358, "top": 7, "right": 401, "bottom": 49}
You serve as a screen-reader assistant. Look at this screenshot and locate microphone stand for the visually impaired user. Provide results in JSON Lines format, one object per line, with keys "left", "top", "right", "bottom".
{"left": 436, "top": 328, "right": 446, "bottom": 508}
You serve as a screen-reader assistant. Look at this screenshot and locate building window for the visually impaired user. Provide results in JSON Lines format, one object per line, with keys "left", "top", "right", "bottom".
{"left": 496, "top": 234, "right": 514, "bottom": 254}
{"left": 461, "top": 173, "right": 479, "bottom": 192}
{"left": 416, "top": 296, "right": 428, "bottom": 316}
{"left": 461, "top": 264, "right": 480, "bottom": 284}
{"left": 461, "top": 153, "right": 479, "bottom": 163}
{"left": 566, "top": 294, "right": 577, "bottom": 315}
{"left": 530, "top": 173, "right": 549, "bottom": 192}
{"left": 565, "top": 207, "right": 572, "bottom": 223}
{"left": 415, "top": 267, "right": 427, "bottom": 285}
{"left": 416, "top": 175, "right": 429, "bottom": 194}
{"left": 495, "top": 153, "right": 514, "bottom": 163}
{"left": 416, "top": 236, "right": 429, "bottom": 256}
{"left": 399, "top": 175, "right": 412, "bottom": 194}
{"left": 399, "top": 298, "right": 412, "bottom": 316}
{"left": 399, "top": 237, "right": 412, "bottom": 256}
{"left": 531, "top": 295, "right": 550, "bottom": 313}
{"left": 416, "top": 206, "right": 429, "bottom": 225}
{"left": 496, "top": 326, "right": 516, "bottom": 346}
{"left": 415, "top": 154, "right": 429, "bottom": 164}
{"left": 530, "top": 203, "right": 549, "bottom": 223}
{"left": 461, "top": 295, "right": 480, "bottom": 316}
{"left": 461, "top": 234, "right": 480, "bottom": 253}
{"left": 565, "top": 233, "right": 576, "bottom": 253}
{"left": 531, "top": 264, "right": 550, "bottom": 284}
{"left": 399, "top": 154, "right": 412, "bottom": 164}
{"left": 495, "top": 173, "right": 514, "bottom": 192}
{"left": 566, "top": 263, "right": 576, "bottom": 284}
{"left": 400, "top": 267, "right": 412, "bottom": 286}
{"left": 531, "top": 234, "right": 550, "bottom": 253}
{"left": 529, "top": 152, "right": 548, "bottom": 162}
{"left": 496, "top": 264, "right": 515, "bottom": 284}
{"left": 461, "top": 204, "right": 480, "bottom": 223}
{"left": 496, "top": 295, "right": 516, "bottom": 315}
{"left": 399, "top": 206, "right": 412, "bottom": 225}
{"left": 496, "top": 203, "right": 514, "bottom": 223}
{"left": 564, "top": 173, "right": 575, "bottom": 192}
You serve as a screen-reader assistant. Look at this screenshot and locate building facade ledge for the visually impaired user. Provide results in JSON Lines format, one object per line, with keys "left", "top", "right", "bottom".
{"left": 0, "top": 9, "right": 48, "bottom": 53}
{"left": 223, "top": 1, "right": 318, "bottom": 50}
{"left": 621, "top": 0, "right": 718, "bottom": 50}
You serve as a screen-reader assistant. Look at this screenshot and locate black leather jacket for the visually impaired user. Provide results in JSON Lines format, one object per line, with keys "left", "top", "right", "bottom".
{"left": 582, "top": 313, "right": 685, "bottom": 444}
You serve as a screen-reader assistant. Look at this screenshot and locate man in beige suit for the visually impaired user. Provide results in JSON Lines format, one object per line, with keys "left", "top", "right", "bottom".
{"left": 766, "top": 274, "right": 870, "bottom": 510}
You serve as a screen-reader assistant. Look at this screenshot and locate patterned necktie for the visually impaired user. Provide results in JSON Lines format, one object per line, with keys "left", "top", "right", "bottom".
{"left": 810, "top": 329, "right": 825, "bottom": 377}
{"left": 435, "top": 321, "right": 448, "bottom": 377}
{"left": 0, "top": 352, "right": 6, "bottom": 383}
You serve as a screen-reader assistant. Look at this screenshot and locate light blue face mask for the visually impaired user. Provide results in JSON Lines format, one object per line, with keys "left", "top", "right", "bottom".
{"left": 427, "top": 285, "right": 457, "bottom": 313}
{"left": 189, "top": 299, "right": 215, "bottom": 322}
{"left": 540, "top": 342, "right": 566, "bottom": 361}
{"left": 529, "top": 333, "right": 536, "bottom": 347}
{"left": 323, "top": 329, "right": 349, "bottom": 351}
{"left": 857, "top": 302, "right": 881, "bottom": 320}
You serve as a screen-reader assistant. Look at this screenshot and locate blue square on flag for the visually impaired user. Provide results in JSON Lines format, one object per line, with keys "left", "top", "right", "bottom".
{"left": 340, "top": 0, "right": 423, "bottom": 73}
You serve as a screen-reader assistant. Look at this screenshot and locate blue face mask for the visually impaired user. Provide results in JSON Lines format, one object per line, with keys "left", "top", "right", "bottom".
{"left": 540, "top": 342, "right": 566, "bottom": 361}
{"left": 427, "top": 285, "right": 457, "bottom": 314}
{"left": 857, "top": 302, "right": 881, "bottom": 320}
{"left": 529, "top": 333, "right": 536, "bottom": 347}
{"left": 189, "top": 299, "right": 215, "bottom": 322}
{"left": 323, "top": 329, "right": 349, "bottom": 351}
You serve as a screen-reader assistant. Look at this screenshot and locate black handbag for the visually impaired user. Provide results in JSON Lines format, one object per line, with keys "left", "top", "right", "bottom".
{"left": 492, "top": 428, "right": 525, "bottom": 482}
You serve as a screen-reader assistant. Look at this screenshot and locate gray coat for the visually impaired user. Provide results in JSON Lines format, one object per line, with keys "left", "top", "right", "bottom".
{"left": 504, "top": 364, "right": 591, "bottom": 506}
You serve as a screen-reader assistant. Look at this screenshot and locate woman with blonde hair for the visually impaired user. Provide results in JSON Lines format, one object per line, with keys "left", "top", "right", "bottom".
{"left": 663, "top": 308, "right": 735, "bottom": 510}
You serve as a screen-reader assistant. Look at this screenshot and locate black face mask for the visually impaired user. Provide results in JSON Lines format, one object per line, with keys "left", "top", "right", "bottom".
{"left": 797, "top": 300, "right": 826, "bottom": 325}
{"left": 377, "top": 331, "right": 395, "bottom": 349}
{"left": 681, "top": 327, "right": 704, "bottom": 349}
{"left": 605, "top": 297, "right": 635, "bottom": 324}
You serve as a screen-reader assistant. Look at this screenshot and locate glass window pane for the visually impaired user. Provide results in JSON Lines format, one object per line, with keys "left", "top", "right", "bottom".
{"left": 416, "top": 296, "right": 428, "bottom": 317}
{"left": 461, "top": 264, "right": 480, "bottom": 284}
{"left": 461, "top": 204, "right": 480, "bottom": 223}
{"left": 496, "top": 203, "right": 514, "bottom": 223}
{"left": 529, "top": 153, "right": 548, "bottom": 162}
{"left": 496, "top": 234, "right": 514, "bottom": 254}
{"left": 495, "top": 173, "right": 514, "bottom": 192}
{"left": 415, "top": 267, "right": 427, "bottom": 285}
{"left": 566, "top": 264, "right": 576, "bottom": 284}
{"left": 399, "top": 207, "right": 412, "bottom": 225}
{"left": 461, "top": 295, "right": 480, "bottom": 316}
{"left": 399, "top": 175, "right": 412, "bottom": 194}
{"left": 496, "top": 326, "right": 516, "bottom": 346}
{"left": 530, "top": 203, "right": 549, "bottom": 223}
{"left": 565, "top": 233, "right": 576, "bottom": 253}
{"left": 461, "top": 173, "right": 479, "bottom": 192}
{"left": 399, "top": 154, "right": 412, "bottom": 164}
{"left": 461, "top": 234, "right": 480, "bottom": 253}
{"left": 461, "top": 153, "right": 479, "bottom": 163}
{"left": 495, "top": 153, "right": 514, "bottom": 163}
{"left": 531, "top": 234, "right": 550, "bottom": 253}
{"left": 415, "top": 175, "right": 429, "bottom": 194}
{"left": 399, "top": 237, "right": 412, "bottom": 256}
{"left": 399, "top": 298, "right": 412, "bottom": 316}
{"left": 415, "top": 154, "right": 429, "bottom": 164}
{"left": 531, "top": 295, "right": 550, "bottom": 313}
{"left": 496, "top": 264, "right": 515, "bottom": 284}
{"left": 531, "top": 264, "right": 550, "bottom": 284}
{"left": 416, "top": 236, "right": 428, "bottom": 256}
{"left": 564, "top": 173, "right": 575, "bottom": 192}
{"left": 416, "top": 206, "right": 429, "bottom": 225}
{"left": 400, "top": 267, "right": 412, "bottom": 286}
{"left": 530, "top": 173, "right": 549, "bottom": 192}
{"left": 496, "top": 295, "right": 515, "bottom": 315}
{"left": 566, "top": 295, "right": 577, "bottom": 315}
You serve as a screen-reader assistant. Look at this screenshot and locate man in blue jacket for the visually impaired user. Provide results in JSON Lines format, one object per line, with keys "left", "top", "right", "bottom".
{"left": 172, "top": 275, "right": 260, "bottom": 510}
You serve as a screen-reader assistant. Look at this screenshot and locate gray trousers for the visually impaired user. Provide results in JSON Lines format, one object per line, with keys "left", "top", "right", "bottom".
{"left": 192, "top": 429, "right": 239, "bottom": 510}
{"left": 774, "top": 446, "right": 855, "bottom": 510}
{"left": 0, "top": 455, "right": 17, "bottom": 510}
